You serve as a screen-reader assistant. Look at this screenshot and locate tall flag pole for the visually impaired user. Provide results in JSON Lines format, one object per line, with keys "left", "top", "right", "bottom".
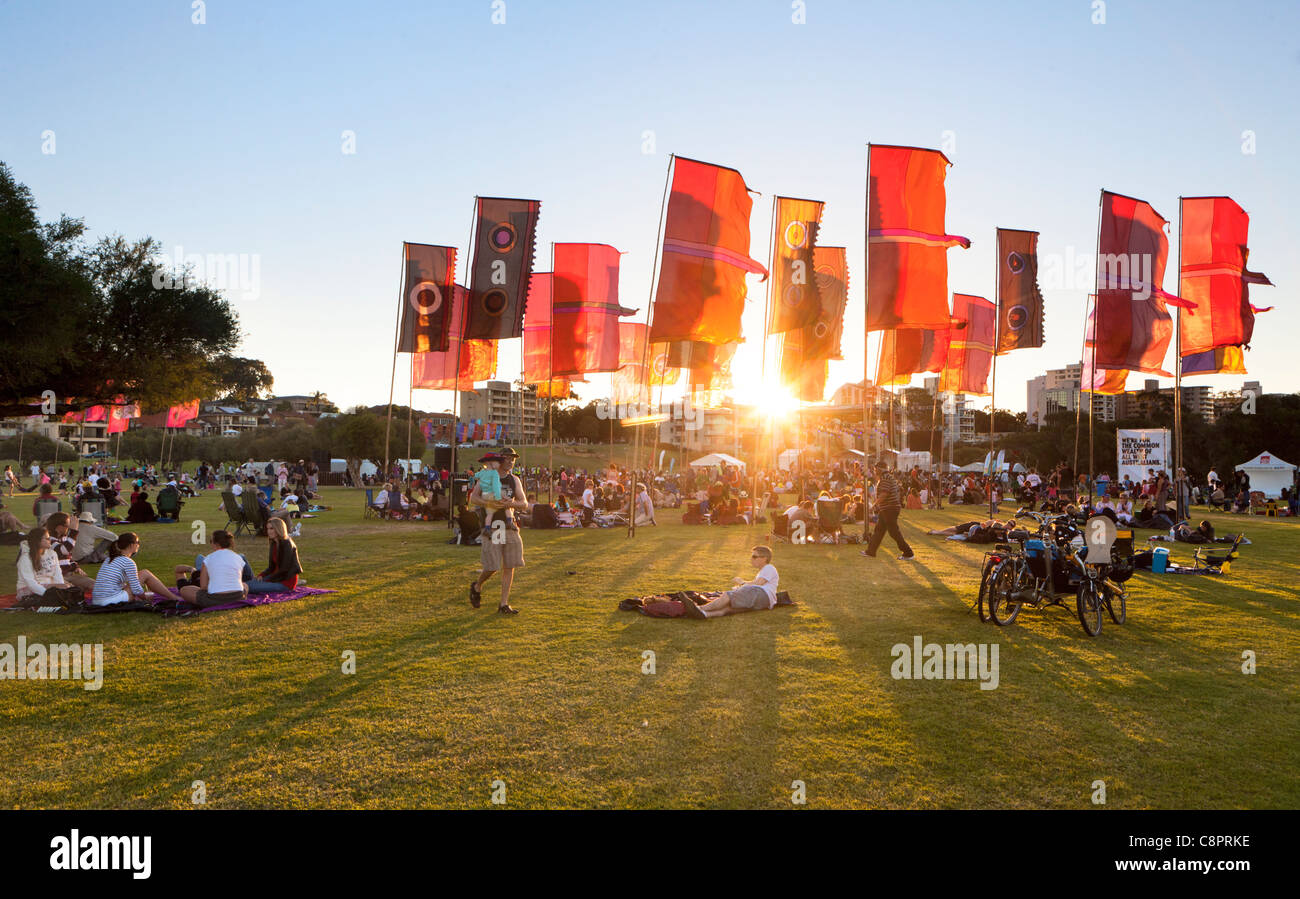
{"left": 861, "top": 145, "right": 872, "bottom": 536}
{"left": 1174, "top": 197, "right": 1184, "bottom": 518}
{"left": 451, "top": 198, "right": 480, "bottom": 498}
{"left": 989, "top": 245, "right": 1000, "bottom": 518}
{"left": 991, "top": 227, "right": 1044, "bottom": 513}
{"left": 384, "top": 245, "right": 404, "bottom": 484}
{"left": 629, "top": 154, "right": 675, "bottom": 539}
{"left": 754, "top": 196, "right": 777, "bottom": 527}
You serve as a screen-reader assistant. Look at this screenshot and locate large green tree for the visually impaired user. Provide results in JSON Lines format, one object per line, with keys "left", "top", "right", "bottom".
{"left": 0, "top": 161, "right": 272, "bottom": 415}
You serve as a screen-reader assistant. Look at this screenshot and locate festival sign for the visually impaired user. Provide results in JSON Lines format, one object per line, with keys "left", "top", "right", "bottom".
{"left": 1117, "top": 428, "right": 1171, "bottom": 483}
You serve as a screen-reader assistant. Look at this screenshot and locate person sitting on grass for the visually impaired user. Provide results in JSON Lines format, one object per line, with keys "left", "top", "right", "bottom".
{"left": 71, "top": 511, "right": 117, "bottom": 564}
{"left": 126, "top": 489, "right": 157, "bottom": 524}
{"left": 247, "top": 517, "right": 302, "bottom": 594}
{"left": 44, "top": 512, "right": 96, "bottom": 593}
{"left": 178, "top": 530, "right": 250, "bottom": 609}
{"left": 15, "top": 527, "right": 68, "bottom": 604}
{"left": 681, "top": 546, "right": 779, "bottom": 619}
{"left": 91, "top": 532, "right": 183, "bottom": 606}
{"left": 0, "top": 499, "right": 28, "bottom": 536}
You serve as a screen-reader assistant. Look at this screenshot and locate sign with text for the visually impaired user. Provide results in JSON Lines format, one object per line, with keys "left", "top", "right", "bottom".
{"left": 1117, "top": 428, "right": 1171, "bottom": 483}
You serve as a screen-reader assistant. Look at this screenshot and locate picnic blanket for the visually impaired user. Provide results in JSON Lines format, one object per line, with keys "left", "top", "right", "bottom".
{"left": 618, "top": 590, "right": 794, "bottom": 617}
{"left": 0, "top": 586, "right": 337, "bottom": 615}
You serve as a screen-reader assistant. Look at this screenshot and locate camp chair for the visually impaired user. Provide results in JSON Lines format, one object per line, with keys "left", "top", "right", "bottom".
{"left": 770, "top": 511, "right": 790, "bottom": 543}
{"left": 816, "top": 498, "right": 844, "bottom": 543}
{"left": 156, "top": 488, "right": 183, "bottom": 521}
{"left": 363, "top": 488, "right": 383, "bottom": 519}
{"left": 1193, "top": 534, "right": 1244, "bottom": 574}
{"left": 81, "top": 498, "right": 106, "bottom": 527}
{"left": 34, "top": 498, "right": 60, "bottom": 525}
{"left": 240, "top": 490, "right": 267, "bottom": 535}
{"left": 223, "top": 490, "right": 254, "bottom": 537}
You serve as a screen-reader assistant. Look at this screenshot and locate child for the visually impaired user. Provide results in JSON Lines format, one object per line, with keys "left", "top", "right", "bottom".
{"left": 681, "top": 546, "right": 779, "bottom": 619}
{"left": 473, "top": 453, "right": 503, "bottom": 501}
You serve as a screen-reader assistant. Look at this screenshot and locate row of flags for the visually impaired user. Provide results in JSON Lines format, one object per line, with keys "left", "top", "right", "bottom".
{"left": 1083, "top": 192, "right": 1272, "bottom": 393}
{"left": 395, "top": 147, "right": 1273, "bottom": 421}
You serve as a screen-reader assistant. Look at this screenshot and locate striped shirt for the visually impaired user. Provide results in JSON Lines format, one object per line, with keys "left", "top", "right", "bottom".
{"left": 875, "top": 473, "right": 902, "bottom": 513}
{"left": 92, "top": 555, "right": 145, "bottom": 604}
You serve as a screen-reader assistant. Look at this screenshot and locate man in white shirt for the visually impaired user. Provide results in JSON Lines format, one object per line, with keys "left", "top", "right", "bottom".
{"left": 682, "top": 546, "right": 779, "bottom": 619}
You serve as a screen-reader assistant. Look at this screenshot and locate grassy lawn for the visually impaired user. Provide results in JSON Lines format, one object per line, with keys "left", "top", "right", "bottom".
{"left": 1, "top": 486, "right": 1296, "bottom": 809}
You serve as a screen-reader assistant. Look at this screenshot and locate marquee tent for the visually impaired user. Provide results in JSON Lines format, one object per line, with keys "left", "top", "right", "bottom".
{"left": 1235, "top": 451, "right": 1296, "bottom": 498}
{"left": 690, "top": 452, "right": 746, "bottom": 471}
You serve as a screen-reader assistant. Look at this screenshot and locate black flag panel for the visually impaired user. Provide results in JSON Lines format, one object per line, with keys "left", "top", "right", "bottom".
{"left": 467, "top": 197, "right": 541, "bottom": 340}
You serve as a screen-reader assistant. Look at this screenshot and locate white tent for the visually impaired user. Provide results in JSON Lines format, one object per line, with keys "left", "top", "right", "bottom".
{"left": 777, "top": 449, "right": 800, "bottom": 471}
{"left": 690, "top": 452, "right": 746, "bottom": 471}
{"left": 1235, "top": 451, "right": 1297, "bottom": 498}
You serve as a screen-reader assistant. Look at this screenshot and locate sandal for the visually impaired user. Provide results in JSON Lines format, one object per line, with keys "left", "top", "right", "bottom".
{"left": 497, "top": 604, "right": 518, "bottom": 615}
{"left": 469, "top": 582, "right": 482, "bottom": 608}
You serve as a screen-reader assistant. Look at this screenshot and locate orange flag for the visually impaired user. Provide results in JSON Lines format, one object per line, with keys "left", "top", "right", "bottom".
{"left": 411, "top": 286, "right": 498, "bottom": 390}
{"left": 650, "top": 157, "right": 767, "bottom": 345}
{"left": 769, "top": 197, "right": 824, "bottom": 333}
{"left": 866, "top": 145, "right": 969, "bottom": 331}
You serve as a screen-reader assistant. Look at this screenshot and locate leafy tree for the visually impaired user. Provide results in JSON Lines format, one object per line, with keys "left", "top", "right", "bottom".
{"left": 0, "top": 162, "right": 273, "bottom": 415}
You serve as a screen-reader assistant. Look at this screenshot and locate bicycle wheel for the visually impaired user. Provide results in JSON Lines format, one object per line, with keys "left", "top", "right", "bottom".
{"left": 1076, "top": 580, "right": 1103, "bottom": 637}
{"left": 1105, "top": 583, "right": 1127, "bottom": 625}
{"left": 988, "top": 560, "right": 1023, "bottom": 626}
{"left": 976, "top": 559, "right": 995, "bottom": 622}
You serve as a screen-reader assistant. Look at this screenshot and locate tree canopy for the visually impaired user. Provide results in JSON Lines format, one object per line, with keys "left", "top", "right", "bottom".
{"left": 0, "top": 161, "right": 272, "bottom": 416}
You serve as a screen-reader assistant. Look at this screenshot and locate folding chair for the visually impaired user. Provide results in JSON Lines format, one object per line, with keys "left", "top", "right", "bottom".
{"left": 223, "top": 490, "right": 254, "bottom": 537}
{"left": 770, "top": 511, "right": 791, "bottom": 543}
{"left": 240, "top": 490, "right": 267, "bottom": 535}
{"left": 1193, "top": 534, "right": 1244, "bottom": 574}
{"left": 816, "top": 498, "right": 844, "bottom": 543}
{"left": 34, "top": 498, "right": 61, "bottom": 525}
{"left": 156, "top": 488, "right": 183, "bottom": 521}
{"left": 81, "top": 498, "right": 106, "bottom": 527}
{"left": 363, "top": 488, "right": 382, "bottom": 519}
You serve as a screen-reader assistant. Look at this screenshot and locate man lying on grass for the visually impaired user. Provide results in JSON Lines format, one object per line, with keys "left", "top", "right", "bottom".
{"left": 682, "top": 545, "right": 779, "bottom": 619}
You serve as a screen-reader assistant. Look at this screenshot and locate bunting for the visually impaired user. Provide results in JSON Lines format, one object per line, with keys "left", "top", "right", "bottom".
{"left": 866, "top": 145, "right": 970, "bottom": 331}
{"left": 397, "top": 243, "right": 457, "bottom": 353}
{"left": 466, "top": 197, "right": 541, "bottom": 340}
{"left": 649, "top": 157, "right": 767, "bottom": 345}
{"left": 769, "top": 197, "right": 824, "bottom": 333}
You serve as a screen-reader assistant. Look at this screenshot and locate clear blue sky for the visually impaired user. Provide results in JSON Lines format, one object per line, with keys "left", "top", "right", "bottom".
{"left": 2, "top": 0, "right": 1294, "bottom": 414}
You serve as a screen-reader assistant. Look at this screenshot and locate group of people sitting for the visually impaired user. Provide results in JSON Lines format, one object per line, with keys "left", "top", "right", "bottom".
{"left": 14, "top": 513, "right": 303, "bottom": 610}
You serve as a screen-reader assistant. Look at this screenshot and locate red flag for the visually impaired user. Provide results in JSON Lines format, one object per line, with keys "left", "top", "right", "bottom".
{"left": 866, "top": 145, "right": 970, "bottom": 331}
{"left": 938, "top": 295, "right": 995, "bottom": 395}
{"left": 411, "top": 285, "right": 498, "bottom": 390}
{"left": 82, "top": 405, "right": 107, "bottom": 423}
{"left": 1082, "top": 295, "right": 1129, "bottom": 394}
{"left": 466, "top": 197, "right": 541, "bottom": 340}
{"left": 650, "top": 157, "right": 767, "bottom": 345}
{"left": 106, "top": 405, "right": 130, "bottom": 434}
{"left": 398, "top": 243, "right": 457, "bottom": 353}
{"left": 1093, "top": 191, "right": 1192, "bottom": 376}
{"left": 522, "top": 272, "right": 553, "bottom": 384}
{"left": 165, "top": 400, "right": 199, "bottom": 428}
{"left": 769, "top": 197, "right": 824, "bottom": 333}
{"left": 876, "top": 325, "right": 954, "bottom": 386}
{"left": 550, "top": 243, "right": 630, "bottom": 376}
{"left": 1178, "top": 196, "right": 1272, "bottom": 359}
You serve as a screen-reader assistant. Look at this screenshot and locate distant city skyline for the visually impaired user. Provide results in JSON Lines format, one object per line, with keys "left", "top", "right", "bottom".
{"left": 2, "top": 0, "right": 1294, "bottom": 415}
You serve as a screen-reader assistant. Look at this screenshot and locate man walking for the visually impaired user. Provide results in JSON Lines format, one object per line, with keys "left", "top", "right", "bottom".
{"left": 861, "top": 464, "right": 915, "bottom": 561}
{"left": 468, "top": 447, "right": 528, "bottom": 615}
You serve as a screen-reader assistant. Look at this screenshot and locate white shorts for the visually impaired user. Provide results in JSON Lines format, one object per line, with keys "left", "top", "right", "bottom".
{"left": 92, "top": 589, "right": 131, "bottom": 607}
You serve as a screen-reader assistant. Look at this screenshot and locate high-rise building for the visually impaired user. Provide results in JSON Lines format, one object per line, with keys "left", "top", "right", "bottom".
{"left": 458, "top": 381, "right": 544, "bottom": 443}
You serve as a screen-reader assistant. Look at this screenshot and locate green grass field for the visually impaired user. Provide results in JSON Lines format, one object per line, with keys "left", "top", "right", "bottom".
{"left": 1, "top": 486, "right": 1296, "bottom": 809}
